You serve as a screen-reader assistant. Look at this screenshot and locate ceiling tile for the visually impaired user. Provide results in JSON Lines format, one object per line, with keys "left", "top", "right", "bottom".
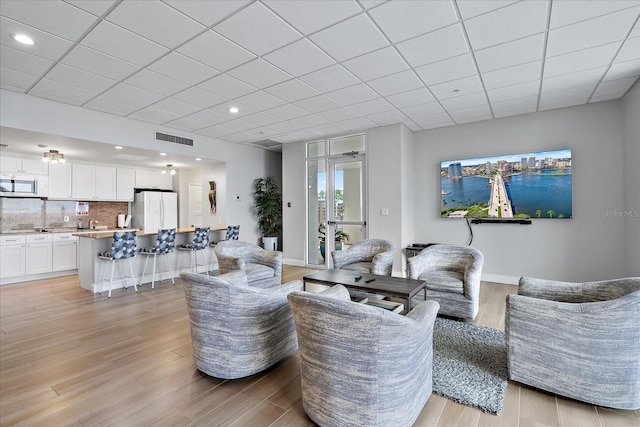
{"left": 263, "top": 39, "right": 335, "bottom": 77}
{"left": 0, "top": 17, "right": 73, "bottom": 61}
{"left": 46, "top": 63, "right": 116, "bottom": 93}
{"left": 544, "top": 42, "right": 619, "bottom": 78}
{"left": 127, "top": 107, "right": 182, "bottom": 124}
{"left": 213, "top": 118, "right": 258, "bottom": 133}
{"left": 333, "top": 116, "right": 376, "bottom": 131}
{"left": 265, "top": 103, "right": 310, "bottom": 120}
{"left": 475, "top": 33, "right": 545, "bottom": 73}
{"left": 347, "top": 98, "right": 394, "bottom": 116}
{"left": 171, "top": 87, "right": 226, "bottom": 109}
{"left": 66, "top": 0, "right": 117, "bottom": 16}
{"left": 148, "top": 97, "right": 202, "bottom": 116}
{"left": 539, "top": 84, "right": 595, "bottom": 109}
{"left": 365, "top": 109, "right": 408, "bottom": 126}
{"left": 287, "top": 114, "right": 329, "bottom": 129}
{"left": 227, "top": 59, "right": 292, "bottom": 89}
{"left": 630, "top": 20, "right": 640, "bottom": 38}
{"left": 550, "top": 0, "right": 637, "bottom": 29}
{"left": 326, "top": 84, "right": 380, "bottom": 106}
{"left": 210, "top": 101, "right": 257, "bottom": 118}
{"left": 0, "top": 66, "right": 40, "bottom": 90}
{"left": 80, "top": 21, "right": 169, "bottom": 67}
{"left": 263, "top": 79, "right": 320, "bottom": 103}
{"left": 31, "top": 78, "right": 98, "bottom": 105}
{"left": 400, "top": 101, "right": 446, "bottom": 118}
{"left": 1, "top": 45, "right": 53, "bottom": 76}
{"left": 369, "top": 0, "right": 457, "bottom": 43}
{"left": 396, "top": 24, "right": 469, "bottom": 68}
{"left": 439, "top": 91, "right": 488, "bottom": 110}
{"left": 62, "top": 45, "right": 139, "bottom": 81}
{"left": 106, "top": 0, "right": 205, "bottom": 49}
{"left": 197, "top": 74, "right": 257, "bottom": 99}
{"left": 367, "top": 70, "right": 423, "bottom": 96}
{"left": 456, "top": 0, "right": 518, "bottom": 20}
{"left": 542, "top": 66, "right": 607, "bottom": 92}
{"left": 268, "top": 119, "right": 304, "bottom": 133}
{"left": 196, "top": 123, "right": 236, "bottom": 138}
{"left": 343, "top": 47, "right": 409, "bottom": 82}
{"left": 592, "top": 76, "right": 639, "bottom": 100}
{"left": 164, "top": 0, "right": 252, "bottom": 27}
{"left": 213, "top": 2, "right": 301, "bottom": 56}
{"left": 615, "top": 36, "right": 640, "bottom": 63}
{"left": 243, "top": 111, "right": 283, "bottom": 127}
{"left": 87, "top": 83, "right": 165, "bottom": 114}
{"left": 177, "top": 30, "right": 255, "bottom": 72}
{"left": 487, "top": 80, "right": 540, "bottom": 103}
{"left": 492, "top": 95, "right": 539, "bottom": 118}
{"left": 0, "top": 0, "right": 97, "bottom": 41}
{"left": 412, "top": 112, "right": 454, "bottom": 129}
{"left": 124, "top": 69, "right": 189, "bottom": 97}
{"left": 148, "top": 52, "right": 218, "bottom": 85}
{"left": 299, "top": 64, "right": 360, "bottom": 93}
{"left": 385, "top": 88, "right": 436, "bottom": 108}
{"left": 482, "top": 61, "right": 542, "bottom": 90}
{"left": 310, "top": 14, "right": 388, "bottom": 61}
{"left": 602, "top": 59, "right": 640, "bottom": 82}
{"left": 464, "top": 1, "right": 548, "bottom": 50}
{"left": 429, "top": 75, "right": 484, "bottom": 100}
{"left": 235, "top": 90, "right": 287, "bottom": 111}
{"left": 167, "top": 109, "right": 231, "bottom": 130}
{"left": 316, "top": 107, "right": 360, "bottom": 122}
{"left": 294, "top": 94, "right": 342, "bottom": 113}
{"left": 546, "top": 8, "right": 639, "bottom": 57}
{"left": 449, "top": 104, "right": 493, "bottom": 124}
{"left": 264, "top": 0, "right": 361, "bottom": 35}
{"left": 415, "top": 54, "right": 477, "bottom": 86}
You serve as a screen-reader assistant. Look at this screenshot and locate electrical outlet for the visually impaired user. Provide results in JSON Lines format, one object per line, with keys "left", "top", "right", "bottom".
{"left": 63, "top": 216, "right": 69, "bottom": 222}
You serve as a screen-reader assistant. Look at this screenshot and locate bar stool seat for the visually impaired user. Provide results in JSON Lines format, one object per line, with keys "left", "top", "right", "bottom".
{"left": 177, "top": 227, "right": 210, "bottom": 275}
{"left": 98, "top": 230, "right": 138, "bottom": 298}
{"left": 139, "top": 228, "right": 176, "bottom": 289}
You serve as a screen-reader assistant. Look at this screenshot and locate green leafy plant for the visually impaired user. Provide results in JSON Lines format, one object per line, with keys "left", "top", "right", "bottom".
{"left": 318, "top": 224, "right": 350, "bottom": 243}
{"left": 253, "top": 177, "right": 282, "bottom": 237}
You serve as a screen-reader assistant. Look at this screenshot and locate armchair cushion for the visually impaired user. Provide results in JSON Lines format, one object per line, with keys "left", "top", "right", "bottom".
{"left": 214, "top": 240, "right": 283, "bottom": 288}
{"left": 331, "top": 239, "right": 395, "bottom": 276}
{"left": 340, "top": 261, "right": 373, "bottom": 274}
{"left": 416, "top": 271, "right": 464, "bottom": 294}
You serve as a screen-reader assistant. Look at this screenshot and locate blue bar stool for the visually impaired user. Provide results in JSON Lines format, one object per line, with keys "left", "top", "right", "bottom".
{"left": 98, "top": 231, "right": 138, "bottom": 298}
{"left": 177, "top": 227, "right": 210, "bottom": 275}
{"left": 139, "top": 228, "right": 176, "bottom": 289}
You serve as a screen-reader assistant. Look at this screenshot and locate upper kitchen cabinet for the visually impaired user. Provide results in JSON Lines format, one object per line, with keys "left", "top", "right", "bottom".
{"left": 72, "top": 163, "right": 116, "bottom": 200}
{"left": 1, "top": 155, "right": 49, "bottom": 175}
{"left": 48, "top": 162, "right": 72, "bottom": 199}
{"left": 135, "top": 168, "right": 173, "bottom": 190}
{"left": 116, "top": 168, "right": 134, "bottom": 201}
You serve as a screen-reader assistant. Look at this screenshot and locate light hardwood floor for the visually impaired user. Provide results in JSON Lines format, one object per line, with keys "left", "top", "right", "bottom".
{"left": 1, "top": 266, "right": 639, "bottom": 426}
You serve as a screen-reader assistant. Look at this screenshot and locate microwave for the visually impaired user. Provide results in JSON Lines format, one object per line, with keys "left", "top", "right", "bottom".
{"left": 0, "top": 174, "right": 48, "bottom": 198}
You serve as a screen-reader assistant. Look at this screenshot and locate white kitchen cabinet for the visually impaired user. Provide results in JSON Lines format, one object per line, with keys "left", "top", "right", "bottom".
{"left": 53, "top": 234, "right": 78, "bottom": 271}
{"left": 1, "top": 155, "right": 48, "bottom": 175}
{"left": 116, "top": 168, "right": 134, "bottom": 201}
{"left": 48, "top": 162, "right": 73, "bottom": 199}
{"left": 135, "top": 168, "right": 173, "bottom": 190}
{"left": 0, "top": 235, "right": 26, "bottom": 279}
{"left": 25, "top": 234, "right": 53, "bottom": 275}
{"left": 72, "top": 163, "right": 117, "bottom": 200}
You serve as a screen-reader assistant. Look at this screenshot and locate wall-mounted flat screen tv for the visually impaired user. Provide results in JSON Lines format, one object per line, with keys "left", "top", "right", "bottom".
{"left": 441, "top": 149, "right": 572, "bottom": 219}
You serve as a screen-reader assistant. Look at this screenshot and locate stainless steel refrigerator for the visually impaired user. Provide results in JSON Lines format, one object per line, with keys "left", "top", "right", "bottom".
{"left": 132, "top": 191, "right": 178, "bottom": 232}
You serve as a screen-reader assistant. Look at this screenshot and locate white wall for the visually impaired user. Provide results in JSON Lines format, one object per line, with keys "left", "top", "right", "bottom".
{"left": 622, "top": 81, "right": 640, "bottom": 277}
{"left": 1, "top": 90, "right": 281, "bottom": 246}
{"left": 413, "top": 101, "right": 626, "bottom": 283}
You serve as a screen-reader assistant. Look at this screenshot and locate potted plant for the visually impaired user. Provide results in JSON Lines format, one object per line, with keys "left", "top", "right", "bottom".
{"left": 318, "top": 224, "right": 350, "bottom": 258}
{"left": 252, "top": 177, "right": 282, "bottom": 250}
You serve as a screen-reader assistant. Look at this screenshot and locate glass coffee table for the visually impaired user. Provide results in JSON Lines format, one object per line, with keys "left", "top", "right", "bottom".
{"left": 302, "top": 269, "right": 427, "bottom": 314}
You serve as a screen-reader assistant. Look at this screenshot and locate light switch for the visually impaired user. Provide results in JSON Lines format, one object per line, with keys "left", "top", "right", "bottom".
{"left": 380, "top": 208, "right": 389, "bottom": 216}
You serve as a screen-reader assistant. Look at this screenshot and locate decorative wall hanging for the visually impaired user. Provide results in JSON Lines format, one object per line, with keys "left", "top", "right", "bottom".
{"left": 209, "top": 181, "right": 217, "bottom": 213}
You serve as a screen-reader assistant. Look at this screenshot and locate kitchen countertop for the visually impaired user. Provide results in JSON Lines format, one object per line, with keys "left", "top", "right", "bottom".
{"left": 0, "top": 228, "right": 83, "bottom": 235}
{"left": 74, "top": 227, "right": 226, "bottom": 239}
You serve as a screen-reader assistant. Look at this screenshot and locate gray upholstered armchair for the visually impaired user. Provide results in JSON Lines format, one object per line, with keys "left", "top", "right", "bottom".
{"left": 214, "top": 240, "right": 282, "bottom": 288}
{"left": 181, "top": 271, "right": 302, "bottom": 380}
{"left": 331, "top": 239, "right": 395, "bottom": 275}
{"left": 287, "top": 285, "right": 439, "bottom": 427}
{"left": 406, "top": 244, "right": 484, "bottom": 320}
{"left": 506, "top": 276, "right": 640, "bottom": 410}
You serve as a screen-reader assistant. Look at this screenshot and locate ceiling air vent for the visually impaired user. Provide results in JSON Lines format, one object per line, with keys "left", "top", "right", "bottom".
{"left": 155, "top": 131, "right": 193, "bottom": 147}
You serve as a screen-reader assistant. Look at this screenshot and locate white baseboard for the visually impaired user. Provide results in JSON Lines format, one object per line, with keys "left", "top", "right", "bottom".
{"left": 283, "top": 258, "right": 306, "bottom": 267}
{"left": 482, "top": 273, "right": 519, "bottom": 285}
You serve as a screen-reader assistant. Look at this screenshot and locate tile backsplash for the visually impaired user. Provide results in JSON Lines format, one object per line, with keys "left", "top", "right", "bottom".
{"left": 0, "top": 198, "right": 129, "bottom": 232}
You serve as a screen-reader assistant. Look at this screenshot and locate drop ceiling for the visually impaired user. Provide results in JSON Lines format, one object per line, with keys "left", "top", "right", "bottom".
{"left": 1, "top": 0, "right": 639, "bottom": 150}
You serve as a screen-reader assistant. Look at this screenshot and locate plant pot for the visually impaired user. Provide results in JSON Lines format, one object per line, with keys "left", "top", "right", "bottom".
{"left": 262, "top": 236, "right": 278, "bottom": 251}
{"left": 320, "top": 241, "right": 342, "bottom": 259}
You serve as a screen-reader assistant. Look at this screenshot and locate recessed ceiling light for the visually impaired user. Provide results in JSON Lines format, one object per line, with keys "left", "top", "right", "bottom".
{"left": 114, "top": 146, "right": 123, "bottom": 150}
{"left": 195, "top": 158, "right": 201, "bottom": 161}
{"left": 160, "top": 152, "right": 167, "bottom": 156}
{"left": 229, "top": 107, "right": 239, "bottom": 114}
{"left": 14, "top": 34, "right": 34, "bottom": 45}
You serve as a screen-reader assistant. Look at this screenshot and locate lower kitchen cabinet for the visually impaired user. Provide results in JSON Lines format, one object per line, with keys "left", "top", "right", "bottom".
{"left": 0, "top": 235, "right": 26, "bottom": 279}
{"left": 25, "top": 234, "right": 53, "bottom": 275}
{"left": 53, "top": 234, "right": 78, "bottom": 271}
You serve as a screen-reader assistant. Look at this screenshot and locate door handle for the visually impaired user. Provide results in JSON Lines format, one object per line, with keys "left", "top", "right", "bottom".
{"left": 327, "top": 220, "right": 336, "bottom": 225}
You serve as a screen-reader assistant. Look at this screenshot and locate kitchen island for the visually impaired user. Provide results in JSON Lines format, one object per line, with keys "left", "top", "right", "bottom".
{"left": 76, "top": 227, "right": 226, "bottom": 293}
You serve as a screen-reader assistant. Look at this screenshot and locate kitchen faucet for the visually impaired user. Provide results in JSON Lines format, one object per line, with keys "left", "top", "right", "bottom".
{"left": 90, "top": 219, "right": 98, "bottom": 229}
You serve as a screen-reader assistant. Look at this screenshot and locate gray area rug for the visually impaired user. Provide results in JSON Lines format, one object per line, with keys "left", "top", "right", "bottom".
{"left": 432, "top": 317, "right": 508, "bottom": 414}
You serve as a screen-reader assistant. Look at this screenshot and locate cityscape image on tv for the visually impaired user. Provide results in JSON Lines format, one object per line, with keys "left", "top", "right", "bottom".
{"left": 441, "top": 149, "right": 572, "bottom": 220}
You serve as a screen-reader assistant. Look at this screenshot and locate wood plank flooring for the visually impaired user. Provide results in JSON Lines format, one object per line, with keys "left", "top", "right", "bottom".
{"left": 1, "top": 266, "right": 639, "bottom": 426}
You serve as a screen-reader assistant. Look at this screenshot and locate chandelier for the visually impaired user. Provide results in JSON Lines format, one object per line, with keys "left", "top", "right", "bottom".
{"left": 162, "top": 164, "right": 176, "bottom": 175}
{"left": 42, "top": 149, "right": 65, "bottom": 164}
